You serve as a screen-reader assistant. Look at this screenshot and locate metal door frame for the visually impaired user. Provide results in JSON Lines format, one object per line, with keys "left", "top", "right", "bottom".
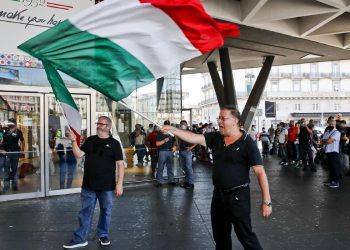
{"left": 44, "top": 93, "right": 91, "bottom": 196}
{"left": 0, "top": 85, "right": 96, "bottom": 201}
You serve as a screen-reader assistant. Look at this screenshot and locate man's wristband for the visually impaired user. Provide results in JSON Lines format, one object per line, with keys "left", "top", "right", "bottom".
{"left": 263, "top": 200, "right": 272, "bottom": 207}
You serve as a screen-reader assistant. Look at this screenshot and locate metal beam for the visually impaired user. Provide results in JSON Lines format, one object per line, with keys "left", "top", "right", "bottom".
{"left": 156, "top": 77, "right": 164, "bottom": 109}
{"left": 207, "top": 61, "right": 226, "bottom": 108}
{"left": 241, "top": 56, "right": 275, "bottom": 130}
{"left": 219, "top": 47, "right": 238, "bottom": 108}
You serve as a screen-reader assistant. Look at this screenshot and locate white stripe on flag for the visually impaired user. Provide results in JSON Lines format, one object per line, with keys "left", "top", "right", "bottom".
{"left": 70, "top": 0, "right": 201, "bottom": 78}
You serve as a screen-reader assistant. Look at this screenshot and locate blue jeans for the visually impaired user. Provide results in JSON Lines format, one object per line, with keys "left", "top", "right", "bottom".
{"left": 135, "top": 144, "right": 146, "bottom": 164}
{"left": 4, "top": 153, "right": 20, "bottom": 189}
{"left": 59, "top": 156, "right": 76, "bottom": 189}
{"left": 0, "top": 156, "right": 5, "bottom": 180}
{"left": 73, "top": 188, "right": 113, "bottom": 243}
{"left": 279, "top": 144, "right": 288, "bottom": 162}
{"left": 156, "top": 151, "right": 174, "bottom": 183}
{"left": 179, "top": 150, "right": 194, "bottom": 184}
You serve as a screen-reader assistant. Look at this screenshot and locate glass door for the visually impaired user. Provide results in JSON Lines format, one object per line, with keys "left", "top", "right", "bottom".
{"left": 0, "top": 92, "right": 44, "bottom": 201}
{"left": 45, "top": 94, "right": 90, "bottom": 195}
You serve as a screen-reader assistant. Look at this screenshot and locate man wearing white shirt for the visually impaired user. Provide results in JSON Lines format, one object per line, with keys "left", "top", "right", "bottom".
{"left": 278, "top": 123, "right": 288, "bottom": 166}
{"left": 321, "top": 117, "right": 341, "bottom": 188}
{"left": 248, "top": 125, "right": 258, "bottom": 142}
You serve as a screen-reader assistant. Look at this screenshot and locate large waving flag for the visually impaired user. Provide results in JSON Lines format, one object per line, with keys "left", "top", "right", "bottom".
{"left": 18, "top": 0, "right": 240, "bottom": 138}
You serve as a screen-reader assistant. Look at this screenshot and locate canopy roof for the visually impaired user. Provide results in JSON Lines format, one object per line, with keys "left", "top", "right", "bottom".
{"left": 182, "top": 0, "right": 350, "bottom": 74}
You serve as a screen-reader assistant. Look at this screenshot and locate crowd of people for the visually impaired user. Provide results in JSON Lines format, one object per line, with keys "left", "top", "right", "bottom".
{"left": 249, "top": 116, "right": 350, "bottom": 189}
{"left": 128, "top": 120, "right": 220, "bottom": 189}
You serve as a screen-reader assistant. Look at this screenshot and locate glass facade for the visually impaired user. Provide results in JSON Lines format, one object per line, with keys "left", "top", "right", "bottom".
{"left": 0, "top": 63, "right": 184, "bottom": 201}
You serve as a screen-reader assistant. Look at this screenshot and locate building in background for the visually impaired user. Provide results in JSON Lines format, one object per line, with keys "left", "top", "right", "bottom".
{"left": 200, "top": 60, "right": 350, "bottom": 131}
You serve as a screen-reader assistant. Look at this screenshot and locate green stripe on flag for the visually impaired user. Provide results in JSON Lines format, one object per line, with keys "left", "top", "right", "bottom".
{"left": 42, "top": 61, "right": 78, "bottom": 110}
{"left": 19, "top": 20, "right": 155, "bottom": 101}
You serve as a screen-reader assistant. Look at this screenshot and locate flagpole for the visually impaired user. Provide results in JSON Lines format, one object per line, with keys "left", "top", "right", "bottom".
{"left": 118, "top": 101, "right": 174, "bottom": 137}
{"left": 56, "top": 99, "right": 72, "bottom": 133}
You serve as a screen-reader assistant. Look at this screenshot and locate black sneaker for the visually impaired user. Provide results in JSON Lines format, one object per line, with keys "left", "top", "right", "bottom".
{"left": 329, "top": 182, "right": 339, "bottom": 188}
{"left": 63, "top": 240, "right": 88, "bottom": 249}
{"left": 184, "top": 183, "right": 194, "bottom": 189}
{"left": 12, "top": 186, "right": 18, "bottom": 191}
{"left": 180, "top": 182, "right": 194, "bottom": 189}
{"left": 99, "top": 236, "right": 110, "bottom": 246}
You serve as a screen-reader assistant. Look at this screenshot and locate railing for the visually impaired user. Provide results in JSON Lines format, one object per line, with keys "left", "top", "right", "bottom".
{"left": 266, "top": 91, "right": 350, "bottom": 98}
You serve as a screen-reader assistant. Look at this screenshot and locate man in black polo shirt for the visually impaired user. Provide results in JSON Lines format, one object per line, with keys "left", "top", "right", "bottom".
{"left": 161, "top": 107, "right": 272, "bottom": 250}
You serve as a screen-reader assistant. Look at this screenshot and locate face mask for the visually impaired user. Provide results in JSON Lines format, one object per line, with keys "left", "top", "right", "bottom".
{"left": 180, "top": 125, "right": 187, "bottom": 129}
{"left": 328, "top": 126, "right": 334, "bottom": 130}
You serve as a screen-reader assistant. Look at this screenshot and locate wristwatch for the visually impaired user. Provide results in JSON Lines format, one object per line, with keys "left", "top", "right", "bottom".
{"left": 263, "top": 200, "right": 272, "bottom": 207}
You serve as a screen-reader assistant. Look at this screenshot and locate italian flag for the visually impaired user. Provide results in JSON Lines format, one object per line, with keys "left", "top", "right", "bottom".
{"left": 18, "top": 0, "right": 239, "bottom": 136}
{"left": 43, "top": 62, "right": 82, "bottom": 145}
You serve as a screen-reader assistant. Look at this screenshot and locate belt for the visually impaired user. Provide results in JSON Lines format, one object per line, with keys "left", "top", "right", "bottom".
{"left": 215, "top": 183, "right": 249, "bottom": 194}
{"left": 159, "top": 149, "right": 172, "bottom": 151}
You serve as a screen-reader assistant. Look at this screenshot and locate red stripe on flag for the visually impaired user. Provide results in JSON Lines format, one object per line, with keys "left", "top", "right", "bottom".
{"left": 139, "top": 0, "right": 239, "bottom": 54}
{"left": 70, "top": 127, "right": 81, "bottom": 146}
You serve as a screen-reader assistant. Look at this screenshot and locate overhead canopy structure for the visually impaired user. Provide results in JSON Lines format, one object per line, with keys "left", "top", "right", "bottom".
{"left": 182, "top": 0, "right": 350, "bottom": 74}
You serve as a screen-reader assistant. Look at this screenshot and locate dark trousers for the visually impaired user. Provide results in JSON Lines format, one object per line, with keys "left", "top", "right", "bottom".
{"left": 287, "top": 142, "right": 296, "bottom": 161}
{"left": 211, "top": 187, "right": 262, "bottom": 250}
{"left": 261, "top": 141, "right": 269, "bottom": 157}
{"left": 4, "top": 153, "right": 20, "bottom": 189}
{"left": 299, "top": 143, "right": 315, "bottom": 169}
{"left": 326, "top": 152, "right": 340, "bottom": 183}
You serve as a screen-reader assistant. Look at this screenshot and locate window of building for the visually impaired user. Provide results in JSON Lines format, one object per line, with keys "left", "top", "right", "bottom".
{"left": 270, "top": 66, "right": 279, "bottom": 77}
{"left": 293, "top": 80, "right": 301, "bottom": 91}
{"left": 292, "top": 64, "right": 301, "bottom": 78}
{"left": 312, "top": 103, "right": 319, "bottom": 111}
{"left": 295, "top": 104, "right": 301, "bottom": 111}
{"left": 310, "top": 63, "right": 318, "bottom": 78}
{"left": 334, "top": 103, "right": 341, "bottom": 111}
{"left": 332, "top": 81, "right": 340, "bottom": 92}
{"left": 311, "top": 80, "right": 319, "bottom": 91}
{"left": 271, "top": 80, "right": 279, "bottom": 92}
{"left": 332, "top": 62, "right": 340, "bottom": 77}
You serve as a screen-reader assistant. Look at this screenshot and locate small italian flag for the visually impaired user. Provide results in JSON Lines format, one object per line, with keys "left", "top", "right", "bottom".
{"left": 18, "top": 0, "right": 240, "bottom": 136}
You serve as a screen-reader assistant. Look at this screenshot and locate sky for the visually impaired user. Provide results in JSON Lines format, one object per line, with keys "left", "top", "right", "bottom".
{"left": 134, "top": 73, "right": 204, "bottom": 106}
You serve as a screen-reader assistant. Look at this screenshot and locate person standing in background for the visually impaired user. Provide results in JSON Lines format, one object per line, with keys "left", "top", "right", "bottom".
{"left": 322, "top": 117, "right": 341, "bottom": 188}
{"left": 259, "top": 127, "right": 270, "bottom": 159}
{"left": 3, "top": 118, "right": 25, "bottom": 192}
{"left": 156, "top": 120, "right": 177, "bottom": 187}
{"left": 178, "top": 120, "right": 196, "bottom": 189}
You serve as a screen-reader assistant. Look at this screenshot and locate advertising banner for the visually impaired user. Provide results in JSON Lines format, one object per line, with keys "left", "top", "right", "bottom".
{"left": 0, "top": 0, "right": 93, "bottom": 57}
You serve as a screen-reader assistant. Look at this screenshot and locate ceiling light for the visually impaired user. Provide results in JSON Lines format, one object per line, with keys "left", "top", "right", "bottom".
{"left": 300, "top": 54, "right": 322, "bottom": 59}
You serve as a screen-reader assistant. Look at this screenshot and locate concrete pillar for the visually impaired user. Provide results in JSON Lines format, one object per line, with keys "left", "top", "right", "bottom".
{"left": 241, "top": 56, "right": 275, "bottom": 130}
{"left": 219, "top": 47, "right": 237, "bottom": 108}
{"left": 207, "top": 61, "right": 226, "bottom": 108}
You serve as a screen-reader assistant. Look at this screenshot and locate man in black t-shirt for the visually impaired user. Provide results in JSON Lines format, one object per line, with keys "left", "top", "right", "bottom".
{"left": 64, "top": 116, "right": 124, "bottom": 249}
{"left": 161, "top": 107, "right": 272, "bottom": 250}
{"left": 3, "top": 118, "right": 25, "bottom": 192}
{"left": 298, "top": 118, "right": 316, "bottom": 172}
